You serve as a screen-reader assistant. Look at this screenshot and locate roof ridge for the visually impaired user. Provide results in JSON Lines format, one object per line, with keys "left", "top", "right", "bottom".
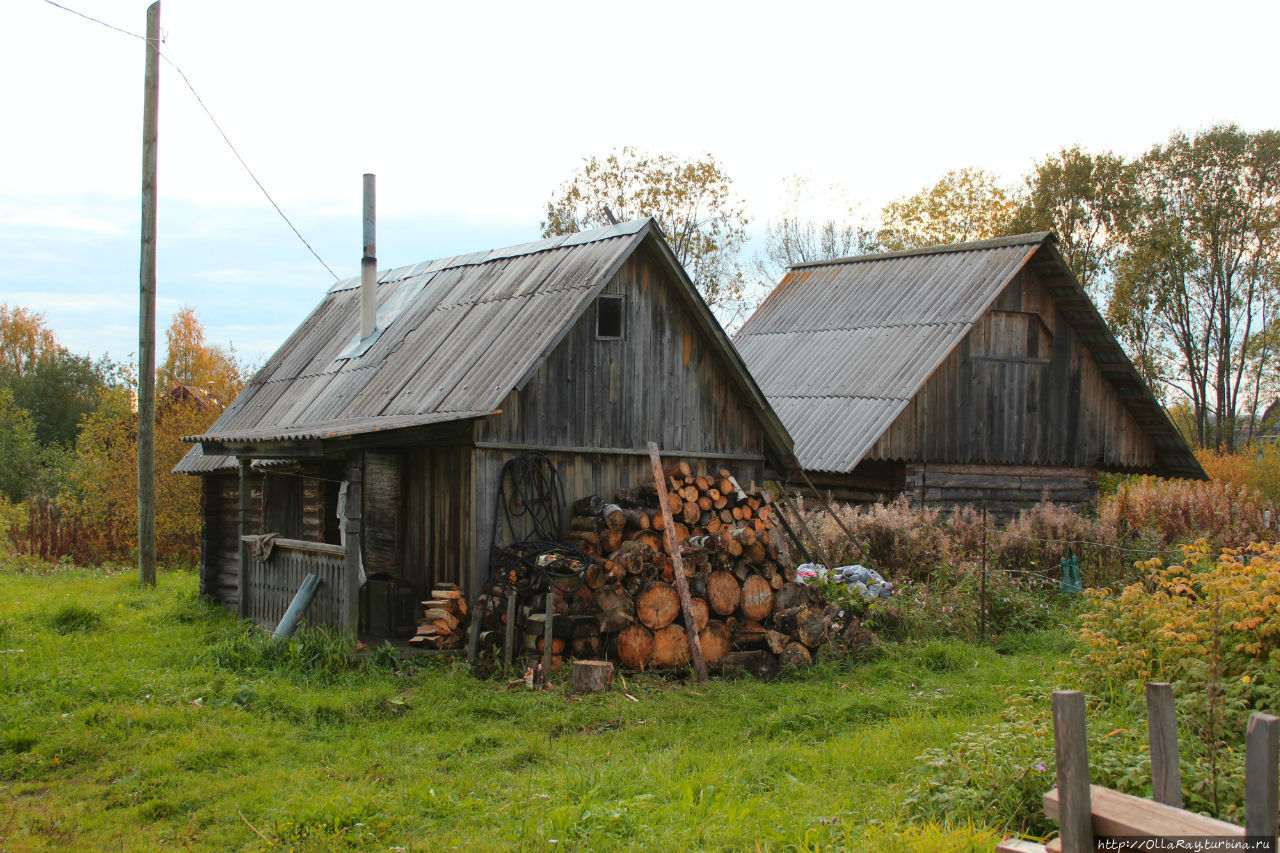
{"left": 329, "top": 219, "right": 653, "bottom": 293}
{"left": 789, "top": 231, "right": 1054, "bottom": 270}
{"left": 736, "top": 320, "right": 967, "bottom": 337}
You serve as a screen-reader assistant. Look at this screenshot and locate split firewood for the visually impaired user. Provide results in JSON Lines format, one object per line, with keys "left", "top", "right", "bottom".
{"left": 765, "top": 629, "right": 790, "bottom": 655}
{"left": 664, "top": 460, "right": 692, "bottom": 480}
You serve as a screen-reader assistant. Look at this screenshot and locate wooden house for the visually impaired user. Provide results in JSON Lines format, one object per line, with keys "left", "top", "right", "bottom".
{"left": 176, "top": 219, "right": 795, "bottom": 633}
{"left": 733, "top": 232, "right": 1205, "bottom": 512}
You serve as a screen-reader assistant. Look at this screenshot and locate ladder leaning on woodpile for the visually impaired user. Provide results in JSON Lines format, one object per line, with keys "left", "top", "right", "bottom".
{"left": 998, "top": 684, "right": 1279, "bottom": 853}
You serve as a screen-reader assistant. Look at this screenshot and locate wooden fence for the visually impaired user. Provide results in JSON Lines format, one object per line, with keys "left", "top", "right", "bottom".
{"left": 999, "top": 685, "right": 1279, "bottom": 852}
{"left": 240, "top": 536, "right": 346, "bottom": 632}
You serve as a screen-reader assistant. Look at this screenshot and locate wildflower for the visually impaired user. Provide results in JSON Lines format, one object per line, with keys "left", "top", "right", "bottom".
{"left": 1035, "top": 762, "right": 1045, "bottom": 773}
{"left": 1242, "top": 675, "right": 1252, "bottom": 684}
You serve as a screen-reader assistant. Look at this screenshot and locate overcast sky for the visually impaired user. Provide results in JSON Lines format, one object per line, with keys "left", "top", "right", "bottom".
{"left": 3, "top": 0, "right": 1278, "bottom": 365}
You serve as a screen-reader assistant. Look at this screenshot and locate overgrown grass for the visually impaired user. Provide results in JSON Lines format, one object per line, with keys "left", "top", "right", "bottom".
{"left": 0, "top": 563, "right": 1075, "bottom": 851}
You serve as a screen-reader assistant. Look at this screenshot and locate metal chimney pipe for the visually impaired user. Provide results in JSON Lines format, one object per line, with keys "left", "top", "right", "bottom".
{"left": 360, "top": 173, "right": 376, "bottom": 340}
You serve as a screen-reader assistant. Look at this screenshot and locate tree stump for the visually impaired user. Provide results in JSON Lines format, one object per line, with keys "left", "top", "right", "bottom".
{"left": 571, "top": 660, "right": 615, "bottom": 693}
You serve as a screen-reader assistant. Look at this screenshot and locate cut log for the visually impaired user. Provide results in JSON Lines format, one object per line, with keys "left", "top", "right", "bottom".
{"left": 567, "top": 530, "right": 599, "bottom": 545}
{"left": 780, "top": 642, "right": 812, "bottom": 668}
{"left": 572, "top": 495, "right": 604, "bottom": 516}
{"left": 720, "top": 650, "right": 779, "bottom": 682}
{"left": 636, "top": 582, "right": 680, "bottom": 630}
{"left": 697, "top": 495, "right": 713, "bottom": 512}
{"left": 596, "top": 607, "right": 634, "bottom": 633}
{"left": 571, "top": 636, "right": 604, "bottom": 659}
{"left": 765, "top": 629, "right": 790, "bottom": 655}
{"left": 571, "top": 516, "right": 600, "bottom": 532}
{"left": 706, "top": 570, "right": 741, "bottom": 616}
{"left": 744, "top": 543, "right": 767, "bottom": 563}
{"left": 733, "top": 619, "right": 768, "bottom": 648}
{"left": 649, "top": 624, "right": 691, "bottom": 668}
{"left": 682, "top": 501, "right": 701, "bottom": 525}
{"left": 593, "top": 584, "right": 634, "bottom": 614}
{"left": 613, "top": 487, "right": 650, "bottom": 509}
{"left": 664, "top": 460, "right": 692, "bottom": 480}
{"left": 698, "top": 621, "right": 732, "bottom": 668}
{"left": 773, "top": 582, "right": 810, "bottom": 612}
{"left": 571, "top": 660, "right": 615, "bottom": 693}
{"left": 600, "top": 528, "right": 623, "bottom": 553}
{"left": 681, "top": 485, "right": 699, "bottom": 503}
{"left": 667, "top": 492, "right": 682, "bottom": 514}
{"left": 621, "top": 508, "right": 650, "bottom": 530}
{"left": 584, "top": 562, "right": 607, "bottom": 589}
{"left": 694, "top": 476, "right": 711, "bottom": 492}
{"left": 739, "top": 575, "right": 773, "bottom": 621}
{"left": 535, "top": 636, "right": 566, "bottom": 655}
{"left": 601, "top": 503, "right": 626, "bottom": 531}
{"left": 774, "top": 606, "right": 826, "bottom": 648}
{"left": 616, "top": 624, "right": 654, "bottom": 670}
{"left": 628, "top": 529, "right": 664, "bottom": 552}
{"left": 686, "top": 596, "right": 709, "bottom": 631}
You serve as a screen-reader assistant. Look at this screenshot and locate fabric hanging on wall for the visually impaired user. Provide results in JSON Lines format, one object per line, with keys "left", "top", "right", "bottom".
{"left": 336, "top": 480, "right": 367, "bottom": 585}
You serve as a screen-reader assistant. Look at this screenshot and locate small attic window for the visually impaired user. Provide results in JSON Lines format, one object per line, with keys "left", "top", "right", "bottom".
{"left": 596, "top": 294, "right": 624, "bottom": 339}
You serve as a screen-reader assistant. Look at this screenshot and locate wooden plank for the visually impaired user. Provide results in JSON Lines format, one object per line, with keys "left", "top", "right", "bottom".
{"left": 648, "top": 442, "right": 707, "bottom": 683}
{"left": 1051, "top": 690, "right": 1093, "bottom": 853}
{"left": 1146, "top": 682, "right": 1182, "bottom": 808}
{"left": 1044, "top": 785, "right": 1244, "bottom": 838}
{"left": 1246, "top": 712, "right": 1280, "bottom": 841}
{"left": 994, "top": 839, "right": 1047, "bottom": 853}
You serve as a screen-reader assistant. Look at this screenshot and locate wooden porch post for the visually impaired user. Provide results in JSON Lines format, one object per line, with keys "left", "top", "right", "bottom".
{"left": 237, "top": 457, "right": 251, "bottom": 619}
{"left": 343, "top": 452, "right": 364, "bottom": 633}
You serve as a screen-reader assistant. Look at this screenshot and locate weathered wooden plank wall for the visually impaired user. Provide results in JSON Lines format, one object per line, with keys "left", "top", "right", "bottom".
{"left": 240, "top": 537, "right": 346, "bottom": 632}
{"left": 363, "top": 451, "right": 404, "bottom": 577}
{"left": 474, "top": 248, "right": 764, "bottom": 456}
{"left": 867, "top": 268, "right": 1157, "bottom": 471}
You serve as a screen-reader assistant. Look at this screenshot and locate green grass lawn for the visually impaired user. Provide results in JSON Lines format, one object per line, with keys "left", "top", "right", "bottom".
{"left": 0, "top": 565, "right": 1072, "bottom": 852}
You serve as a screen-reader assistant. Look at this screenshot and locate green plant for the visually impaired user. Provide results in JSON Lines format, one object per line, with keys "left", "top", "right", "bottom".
{"left": 45, "top": 603, "right": 103, "bottom": 634}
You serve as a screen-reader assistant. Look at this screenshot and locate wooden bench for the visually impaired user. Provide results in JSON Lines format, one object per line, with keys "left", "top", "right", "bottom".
{"left": 998, "top": 684, "right": 1278, "bottom": 853}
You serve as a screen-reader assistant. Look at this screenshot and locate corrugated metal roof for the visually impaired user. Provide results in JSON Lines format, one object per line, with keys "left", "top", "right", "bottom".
{"left": 176, "top": 217, "right": 797, "bottom": 475}
{"left": 735, "top": 236, "right": 1044, "bottom": 473}
{"left": 734, "top": 232, "right": 1204, "bottom": 479}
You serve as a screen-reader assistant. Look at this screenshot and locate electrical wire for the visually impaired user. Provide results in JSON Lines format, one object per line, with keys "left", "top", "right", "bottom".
{"left": 39, "top": 0, "right": 341, "bottom": 282}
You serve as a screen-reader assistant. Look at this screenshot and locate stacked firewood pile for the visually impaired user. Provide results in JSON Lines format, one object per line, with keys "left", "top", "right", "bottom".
{"left": 545, "top": 462, "right": 835, "bottom": 677}
{"left": 409, "top": 582, "right": 468, "bottom": 649}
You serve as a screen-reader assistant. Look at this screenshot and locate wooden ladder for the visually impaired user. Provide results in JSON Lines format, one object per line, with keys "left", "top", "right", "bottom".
{"left": 997, "top": 684, "right": 1279, "bottom": 853}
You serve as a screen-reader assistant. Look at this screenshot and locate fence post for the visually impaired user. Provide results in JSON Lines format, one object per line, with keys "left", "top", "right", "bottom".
{"left": 1052, "top": 690, "right": 1094, "bottom": 853}
{"left": 1246, "top": 712, "right": 1279, "bottom": 843}
{"left": 238, "top": 457, "right": 252, "bottom": 619}
{"left": 1146, "top": 682, "right": 1182, "bottom": 807}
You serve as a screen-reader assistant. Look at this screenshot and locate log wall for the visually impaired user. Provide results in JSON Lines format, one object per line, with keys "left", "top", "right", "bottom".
{"left": 867, "top": 267, "right": 1158, "bottom": 472}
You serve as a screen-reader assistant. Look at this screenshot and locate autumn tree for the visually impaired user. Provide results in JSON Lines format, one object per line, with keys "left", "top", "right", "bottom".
{"left": 0, "top": 304, "right": 106, "bottom": 447}
{"left": 543, "top": 147, "right": 749, "bottom": 313}
{"left": 156, "top": 306, "right": 246, "bottom": 406}
{"left": 1010, "top": 146, "right": 1137, "bottom": 294}
{"left": 0, "top": 388, "right": 41, "bottom": 503}
{"left": 1110, "top": 125, "right": 1280, "bottom": 451}
{"left": 878, "top": 167, "right": 1019, "bottom": 251}
{"left": 753, "top": 175, "right": 881, "bottom": 287}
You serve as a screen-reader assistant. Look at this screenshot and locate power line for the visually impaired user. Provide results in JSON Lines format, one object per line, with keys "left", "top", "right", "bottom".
{"left": 39, "top": 0, "right": 341, "bottom": 283}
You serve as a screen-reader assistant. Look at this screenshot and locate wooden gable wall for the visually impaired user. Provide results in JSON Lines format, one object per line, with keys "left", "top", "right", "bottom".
{"left": 866, "top": 261, "right": 1158, "bottom": 472}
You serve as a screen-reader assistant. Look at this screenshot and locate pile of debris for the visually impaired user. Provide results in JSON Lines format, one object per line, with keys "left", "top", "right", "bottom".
{"left": 485, "top": 462, "right": 838, "bottom": 679}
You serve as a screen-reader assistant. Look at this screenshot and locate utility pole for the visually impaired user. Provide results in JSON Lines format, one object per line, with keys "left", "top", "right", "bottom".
{"left": 137, "top": 1, "right": 160, "bottom": 587}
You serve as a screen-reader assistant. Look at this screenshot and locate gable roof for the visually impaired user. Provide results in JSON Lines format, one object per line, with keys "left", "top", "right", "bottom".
{"left": 177, "top": 219, "right": 793, "bottom": 472}
{"left": 734, "top": 232, "right": 1205, "bottom": 479}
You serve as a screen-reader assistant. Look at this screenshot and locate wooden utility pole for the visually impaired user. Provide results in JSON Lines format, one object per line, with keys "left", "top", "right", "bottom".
{"left": 137, "top": 1, "right": 160, "bottom": 587}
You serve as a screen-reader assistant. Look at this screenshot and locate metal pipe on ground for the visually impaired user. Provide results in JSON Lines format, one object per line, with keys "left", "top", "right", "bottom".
{"left": 273, "top": 573, "right": 322, "bottom": 639}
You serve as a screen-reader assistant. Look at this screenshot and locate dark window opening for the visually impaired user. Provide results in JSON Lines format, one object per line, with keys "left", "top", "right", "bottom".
{"left": 596, "top": 294, "right": 624, "bottom": 339}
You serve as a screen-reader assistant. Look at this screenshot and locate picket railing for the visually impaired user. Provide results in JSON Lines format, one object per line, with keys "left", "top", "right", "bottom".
{"left": 240, "top": 536, "right": 346, "bottom": 632}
